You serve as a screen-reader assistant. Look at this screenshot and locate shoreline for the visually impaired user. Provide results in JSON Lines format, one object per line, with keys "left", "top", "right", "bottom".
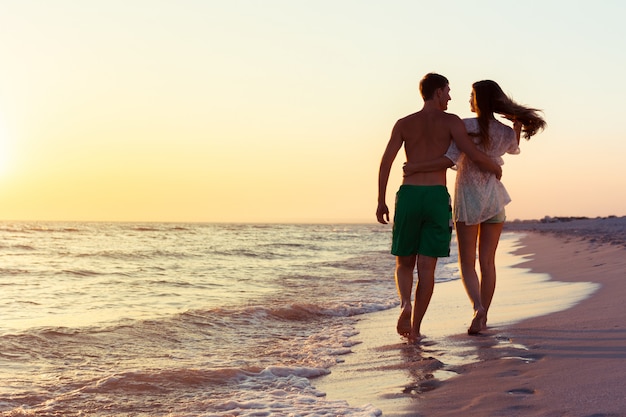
{"left": 315, "top": 217, "right": 626, "bottom": 416}
{"left": 504, "top": 215, "right": 626, "bottom": 247}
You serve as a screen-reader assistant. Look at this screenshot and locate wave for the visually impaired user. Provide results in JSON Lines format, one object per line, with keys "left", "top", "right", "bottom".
{"left": 0, "top": 309, "right": 377, "bottom": 415}
{"left": 70, "top": 248, "right": 200, "bottom": 261}
{"left": 84, "top": 366, "right": 261, "bottom": 393}
{"left": 0, "top": 268, "right": 32, "bottom": 276}
{"left": 211, "top": 248, "right": 307, "bottom": 260}
{"left": 4, "top": 244, "right": 37, "bottom": 251}
{"left": 79, "top": 365, "right": 331, "bottom": 396}
{"left": 181, "top": 298, "right": 396, "bottom": 327}
{"left": 59, "top": 269, "right": 105, "bottom": 277}
{"left": 13, "top": 225, "right": 82, "bottom": 233}
{"left": 129, "top": 225, "right": 194, "bottom": 233}
{"left": 0, "top": 222, "right": 195, "bottom": 236}
{"left": 0, "top": 295, "right": 386, "bottom": 344}
{"left": 0, "top": 364, "right": 383, "bottom": 417}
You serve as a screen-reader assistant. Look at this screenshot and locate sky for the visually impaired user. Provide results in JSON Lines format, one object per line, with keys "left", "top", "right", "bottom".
{"left": 0, "top": 0, "right": 625, "bottom": 223}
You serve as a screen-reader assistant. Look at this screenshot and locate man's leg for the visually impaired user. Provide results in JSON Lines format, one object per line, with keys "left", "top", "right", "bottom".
{"left": 395, "top": 255, "right": 416, "bottom": 337}
{"left": 412, "top": 254, "right": 437, "bottom": 340}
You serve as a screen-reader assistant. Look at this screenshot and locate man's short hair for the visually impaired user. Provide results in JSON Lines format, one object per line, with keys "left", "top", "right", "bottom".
{"left": 419, "top": 73, "right": 449, "bottom": 100}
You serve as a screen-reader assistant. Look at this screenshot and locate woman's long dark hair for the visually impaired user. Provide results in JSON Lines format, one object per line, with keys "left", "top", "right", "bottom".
{"left": 473, "top": 80, "right": 546, "bottom": 146}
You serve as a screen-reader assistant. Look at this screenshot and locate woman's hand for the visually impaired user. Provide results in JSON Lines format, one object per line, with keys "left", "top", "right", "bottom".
{"left": 403, "top": 158, "right": 454, "bottom": 177}
{"left": 504, "top": 115, "right": 523, "bottom": 142}
{"left": 402, "top": 162, "right": 418, "bottom": 177}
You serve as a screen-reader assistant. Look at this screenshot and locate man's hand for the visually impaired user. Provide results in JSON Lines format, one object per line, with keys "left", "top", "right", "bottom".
{"left": 376, "top": 202, "right": 390, "bottom": 224}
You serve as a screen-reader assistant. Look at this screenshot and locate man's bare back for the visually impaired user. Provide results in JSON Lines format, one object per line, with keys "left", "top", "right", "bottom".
{"left": 395, "top": 108, "right": 457, "bottom": 186}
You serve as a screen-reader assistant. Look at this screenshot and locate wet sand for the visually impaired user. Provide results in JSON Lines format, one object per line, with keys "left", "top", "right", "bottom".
{"left": 315, "top": 217, "right": 626, "bottom": 416}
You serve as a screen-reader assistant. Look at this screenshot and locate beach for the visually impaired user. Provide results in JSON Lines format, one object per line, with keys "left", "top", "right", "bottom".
{"left": 1, "top": 220, "right": 624, "bottom": 416}
{"left": 315, "top": 217, "right": 626, "bottom": 416}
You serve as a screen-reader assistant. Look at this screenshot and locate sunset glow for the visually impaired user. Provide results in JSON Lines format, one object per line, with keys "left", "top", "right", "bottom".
{"left": 0, "top": 1, "right": 625, "bottom": 222}
{"left": 0, "top": 115, "right": 11, "bottom": 177}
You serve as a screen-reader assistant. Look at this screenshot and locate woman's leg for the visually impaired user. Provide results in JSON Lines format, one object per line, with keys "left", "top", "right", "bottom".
{"left": 455, "top": 222, "right": 485, "bottom": 334}
{"left": 477, "top": 222, "right": 504, "bottom": 328}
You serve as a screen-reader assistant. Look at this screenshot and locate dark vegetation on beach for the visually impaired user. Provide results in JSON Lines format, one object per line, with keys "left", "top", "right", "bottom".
{"left": 504, "top": 215, "right": 626, "bottom": 247}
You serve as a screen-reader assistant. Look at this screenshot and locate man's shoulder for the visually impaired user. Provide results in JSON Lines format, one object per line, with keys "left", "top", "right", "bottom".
{"left": 395, "top": 110, "right": 462, "bottom": 130}
{"left": 443, "top": 111, "right": 463, "bottom": 122}
{"left": 396, "top": 111, "right": 421, "bottom": 123}
{"left": 397, "top": 109, "right": 455, "bottom": 122}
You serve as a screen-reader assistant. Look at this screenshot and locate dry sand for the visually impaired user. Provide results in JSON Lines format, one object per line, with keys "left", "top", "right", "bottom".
{"left": 504, "top": 215, "right": 626, "bottom": 247}
{"left": 315, "top": 216, "right": 626, "bottom": 416}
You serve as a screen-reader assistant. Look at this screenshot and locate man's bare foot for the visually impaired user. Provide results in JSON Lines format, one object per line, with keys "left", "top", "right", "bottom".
{"left": 468, "top": 308, "right": 486, "bottom": 335}
{"left": 396, "top": 305, "right": 412, "bottom": 337}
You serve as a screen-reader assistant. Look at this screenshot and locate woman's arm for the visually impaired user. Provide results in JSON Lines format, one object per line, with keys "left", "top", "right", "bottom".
{"left": 403, "top": 157, "right": 453, "bottom": 176}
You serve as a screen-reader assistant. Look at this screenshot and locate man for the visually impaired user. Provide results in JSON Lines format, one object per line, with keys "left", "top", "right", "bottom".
{"left": 376, "top": 73, "right": 501, "bottom": 342}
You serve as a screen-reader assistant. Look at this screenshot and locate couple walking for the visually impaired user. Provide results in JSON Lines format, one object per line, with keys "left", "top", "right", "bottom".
{"left": 377, "top": 73, "right": 545, "bottom": 342}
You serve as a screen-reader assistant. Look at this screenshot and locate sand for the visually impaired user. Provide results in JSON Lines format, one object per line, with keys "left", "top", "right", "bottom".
{"left": 504, "top": 215, "right": 626, "bottom": 247}
{"left": 315, "top": 217, "right": 626, "bottom": 416}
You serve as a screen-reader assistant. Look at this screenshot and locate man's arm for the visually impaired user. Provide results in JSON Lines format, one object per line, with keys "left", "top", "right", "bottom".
{"left": 504, "top": 116, "right": 523, "bottom": 145}
{"left": 449, "top": 116, "right": 502, "bottom": 179}
{"left": 513, "top": 119, "right": 522, "bottom": 144}
{"left": 377, "top": 122, "right": 403, "bottom": 224}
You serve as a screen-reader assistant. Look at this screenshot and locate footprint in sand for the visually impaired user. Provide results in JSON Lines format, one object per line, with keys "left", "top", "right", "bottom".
{"left": 496, "top": 369, "right": 522, "bottom": 377}
{"left": 401, "top": 379, "right": 442, "bottom": 394}
{"left": 507, "top": 388, "right": 535, "bottom": 395}
{"left": 504, "top": 353, "right": 544, "bottom": 363}
{"left": 584, "top": 414, "right": 623, "bottom": 417}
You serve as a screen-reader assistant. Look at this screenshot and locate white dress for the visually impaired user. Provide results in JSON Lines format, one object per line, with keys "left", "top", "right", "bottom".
{"left": 445, "top": 118, "right": 520, "bottom": 225}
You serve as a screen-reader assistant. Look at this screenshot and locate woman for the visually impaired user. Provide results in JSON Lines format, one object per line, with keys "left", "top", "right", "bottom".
{"left": 404, "top": 80, "right": 545, "bottom": 334}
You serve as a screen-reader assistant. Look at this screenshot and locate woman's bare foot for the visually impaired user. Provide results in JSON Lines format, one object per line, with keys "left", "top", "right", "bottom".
{"left": 468, "top": 308, "right": 486, "bottom": 335}
{"left": 396, "top": 305, "right": 412, "bottom": 338}
{"left": 407, "top": 331, "right": 422, "bottom": 344}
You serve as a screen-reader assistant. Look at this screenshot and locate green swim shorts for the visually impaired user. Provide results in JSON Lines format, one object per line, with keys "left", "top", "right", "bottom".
{"left": 391, "top": 185, "right": 452, "bottom": 257}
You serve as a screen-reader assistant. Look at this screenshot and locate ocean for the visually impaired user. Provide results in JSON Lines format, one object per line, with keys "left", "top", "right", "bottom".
{"left": 0, "top": 222, "right": 594, "bottom": 416}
